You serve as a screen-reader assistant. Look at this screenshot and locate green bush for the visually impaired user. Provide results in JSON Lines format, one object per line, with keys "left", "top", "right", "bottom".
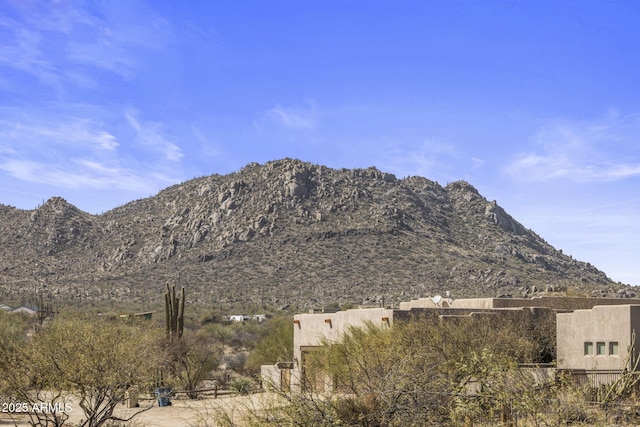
{"left": 229, "top": 377, "right": 255, "bottom": 395}
{"left": 245, "top": 316, "right": 293, "bottom": 374}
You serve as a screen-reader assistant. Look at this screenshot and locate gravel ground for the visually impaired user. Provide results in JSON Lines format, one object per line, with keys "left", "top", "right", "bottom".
{"left": 1, "top": 391, "right": 284, "bottom": 427}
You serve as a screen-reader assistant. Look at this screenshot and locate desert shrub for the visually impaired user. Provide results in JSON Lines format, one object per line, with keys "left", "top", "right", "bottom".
{"left": 245, "top": 316, "right": 293, "bottom": 374}
{"left": 166, "top": 330, "right": 221, "bottom": 399}
{"left": 199, "top": 311, "right": 226, "bottom": 326}
{"left": 228, "top": 321, "right": 263, "bottom": 350}
{"left": 4, "top": 313, "right": 163, "bottom": 427}
{"left": 0, "top": 311, "right": 30, "bottom": 352}
{"left": 0, "top": 312, "right": 31, "bottom": 402}
{"left": 201, "top": 322, "right": 234, "bottom": 342}
{"left": 230, "top": 377, "right": 256, "bottom": 395}
{"left": 212, "top": 369, "right": 233, "bottom": 388}
{"left": 221, "top": 352, "right": 248, "bottom": 373}
{"left": 244, "top": 314, "right": 560, "bottom": 426}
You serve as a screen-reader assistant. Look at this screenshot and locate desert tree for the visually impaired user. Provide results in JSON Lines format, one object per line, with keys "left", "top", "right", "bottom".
{"left": 244, "top": 320, "right": 452, "bottom": 426}
{"left": 238, "top": 312, "right": 556, "bottom": 426}
{"left": 7, "top": 314, "right": 164, "bottom": 427}
{"left": 166, "top": 329, "right": 221, "bottom": 399}
{"left": 0, "top": 311, "right": 50, "bottom": 425}
{"left": 0, "top": 310, "right": 30, "bottom": 355}
{"left": 245, "top": 315, "right": 294, "bottom": 375}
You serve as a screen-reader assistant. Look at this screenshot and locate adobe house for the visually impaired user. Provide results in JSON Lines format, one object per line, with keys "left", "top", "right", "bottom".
{"left": 288, "top": 303, "right": 556, "bottom": 392}
{"left": 290, "top": 307, "right": 396, "bottom": 392}
{"left": 557, "top": 305, "right": 640, "bottom": 384}
{"left": 269, "top": 296, "right": 640, "bottom": 392}
{"left": 399, "top": 295, "right": 640, "bottom": 311}
{"left": 261, "top": 362, "right": 294, "bottom": 392}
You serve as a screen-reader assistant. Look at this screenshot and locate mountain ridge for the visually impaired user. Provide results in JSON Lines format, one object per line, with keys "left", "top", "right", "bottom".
{"left": 0, "top": 159, "right": 627, "bottom": 312}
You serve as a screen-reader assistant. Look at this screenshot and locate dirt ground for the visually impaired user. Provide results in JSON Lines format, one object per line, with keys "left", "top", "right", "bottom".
{"left": 0, "top": 391, "right": 284, "bottom": 427}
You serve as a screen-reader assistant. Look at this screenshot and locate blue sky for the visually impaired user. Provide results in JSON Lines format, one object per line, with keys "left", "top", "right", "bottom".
{"left": 1, "top": 1, "right": 639, "bottom": 286}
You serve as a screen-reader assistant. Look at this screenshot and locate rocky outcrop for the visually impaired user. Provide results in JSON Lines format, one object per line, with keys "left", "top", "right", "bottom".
{"left": 484, "top": 201, "right": 528, "bottom": 235}
{"left": 0, "top": 159, "right": 621, "bottom": 310}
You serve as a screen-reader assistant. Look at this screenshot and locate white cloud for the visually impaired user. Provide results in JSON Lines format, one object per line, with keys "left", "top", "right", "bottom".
{"left": 0, "top": 144, "right": 16, "bottom": 155}
{"left": 124, "top": 112, "right": 142, "bottom": 132}
{"left": 192, "top": 127, "right": 222, "bottom": 159}
{"left": 376, "top": 139, "right": 459, "bottom": 180}
{"left": 125, "top": 111, "right": 183, "bottom": 161}
{"left": 0, "top": 2, "right": 171, "bottom": 88}
{"left": 506, "top": 113, "right": 640, "bottom": 182}
{"left": 0, "top": 107, "right": 184, "bottom": 198}
{"left": 0, "top": 25, "right": 61, "bottom": 88}
{"left": 0, "top": 158, "right": 156, "bottom": 193}
{"left": 471, "top": 157, "right": 485, "bottom": 169}
{"left": 605, "top": 163, "right": 640, "bottom": 180}
{"left": 56, "top": 121, "right": 119, "bottom": 151}
{"left": 0, "top": 2, "right": 182, "bottom": 201}
{"left": 0, "top": 116, "right": 119, "bottom": 152}
{"left": 263, "top": 102, "right": 318, "bottom": 131}
{"left": 71, "top": 11, "right": 171, "bottom": 79}
{"left": 67, "top": 39, "right": 139, "bottom": 79}
{"left": 515, "top": 207, "right": 640, "bottom": 285}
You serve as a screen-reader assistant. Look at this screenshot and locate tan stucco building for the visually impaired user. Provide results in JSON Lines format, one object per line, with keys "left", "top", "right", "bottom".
{"left": 399, "top": 295, "right": 640, "bottom": 311}
{"left": 557, "top": 305, "right": 640, "bottom": 371}
{"left": 291, "top": 307, "right": 396, "bottom": 391}
{"left": 263, "top": 296, "right": 640, "bottom": 391}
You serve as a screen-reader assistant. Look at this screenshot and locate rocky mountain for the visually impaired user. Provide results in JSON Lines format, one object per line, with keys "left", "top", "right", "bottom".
{"left": 0, "top": 159, "right": 625, "bottom": 312}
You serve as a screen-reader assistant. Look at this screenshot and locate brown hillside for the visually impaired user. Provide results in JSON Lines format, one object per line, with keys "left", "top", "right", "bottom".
{"left": 0, "top": 159, "right": 626, "bottom": 312}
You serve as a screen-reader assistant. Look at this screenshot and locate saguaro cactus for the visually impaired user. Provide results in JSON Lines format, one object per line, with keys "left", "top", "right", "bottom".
{"left": 165, "top": 283, "right": 185, "bottom": 339}
{"left": 36, "top": 293, "right": 55, "bottom": 326}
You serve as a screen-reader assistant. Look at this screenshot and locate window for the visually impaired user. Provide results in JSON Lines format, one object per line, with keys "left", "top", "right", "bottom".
{"left": 610, "top": 342, "right": 619, "bottom": 356}
{"left": 584, "top": 342, "right": 594, "bottom": 356}
{"left": 596, "top": 342, "right": 606, "bottom": 356}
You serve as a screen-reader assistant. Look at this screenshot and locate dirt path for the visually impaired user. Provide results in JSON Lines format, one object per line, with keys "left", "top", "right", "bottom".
{"left": 1, "top": 392, "right": 284, "bottom": 427}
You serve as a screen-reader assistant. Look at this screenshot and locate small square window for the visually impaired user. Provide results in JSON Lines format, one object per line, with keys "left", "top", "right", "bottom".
{"left": 596, "top": 342, "right": 606, "bottom": 355}
{"left": 610, "top": 342, "right": 619, "bottom": 356}
{"left": 584, "top": 342, "right": 594, "bottom": 356}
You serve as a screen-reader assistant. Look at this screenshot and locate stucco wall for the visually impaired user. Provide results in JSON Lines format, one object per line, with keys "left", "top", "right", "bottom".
{"left": 291, "top": 307, "right": 395, "bottom": 389}
{"left": 556, "top": 305, "right": 638, "bottom": 370}
{"left": 289, "top": 299, "right": 640, "bottom": 391}
{"left": 400, "top": 296, "right": 640, "bottom": 311}
{"left": 261, "top": 365, "right": 281, "bottom": 390}
{"left": 399, "top": 297, "right": 495, "bottom": 310}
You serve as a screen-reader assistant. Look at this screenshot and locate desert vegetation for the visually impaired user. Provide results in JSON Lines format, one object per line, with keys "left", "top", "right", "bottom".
{"left": 0, "top": 294, "right": 293, "bottom": 427}
{"left": 233, "top": 314, "right": 640, "bottom": 427}
{"left": 0, "top": 311, "right": 161, "bottom": 427}
{"left": 4, "top": 302, "right": 640, "bottom": 426}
